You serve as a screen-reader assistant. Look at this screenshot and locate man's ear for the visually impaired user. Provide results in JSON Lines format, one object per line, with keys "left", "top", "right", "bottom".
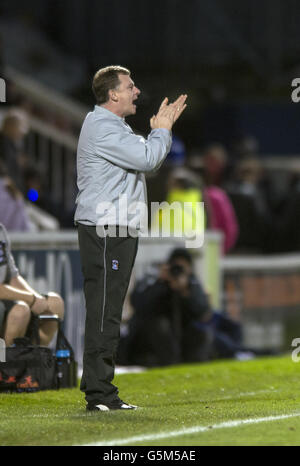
{"left": 109, "top": 90, "right": 118, "bottom": 102}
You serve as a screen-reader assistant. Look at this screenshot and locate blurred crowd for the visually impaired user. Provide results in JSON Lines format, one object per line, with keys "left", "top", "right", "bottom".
{"left": 0, "top": 107, "right": 75, "bottom": 231}
{"left": 149, "top": 135, "right": 300, "bottom": 255}
{"left": 2, "top": 99, "right": 300, "bottom": 256}
{"left": 1, "top": 58, "right": 300, "bottom": 254}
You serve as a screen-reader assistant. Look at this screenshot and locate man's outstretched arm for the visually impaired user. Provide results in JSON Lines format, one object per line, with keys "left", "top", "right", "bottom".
{"left": 95, "top": 94, "right": 187, "bottom": 172}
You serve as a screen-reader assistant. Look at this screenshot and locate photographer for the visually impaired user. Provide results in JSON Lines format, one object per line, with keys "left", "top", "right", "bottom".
{"left": 118, "top": 248, "right": 214, "bottom": 367}
{"left": 118, "top": 248, "right": 252, "bottom": 367}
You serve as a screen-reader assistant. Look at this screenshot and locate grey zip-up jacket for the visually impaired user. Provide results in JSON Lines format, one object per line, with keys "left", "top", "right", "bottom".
{"left": 74, "top": 105, "right": 172, "bottom": 228}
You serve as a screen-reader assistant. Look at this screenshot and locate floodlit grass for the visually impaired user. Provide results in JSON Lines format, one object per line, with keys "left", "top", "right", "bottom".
{"left": 1, "top": 355, "right": 300, "bottom": 446}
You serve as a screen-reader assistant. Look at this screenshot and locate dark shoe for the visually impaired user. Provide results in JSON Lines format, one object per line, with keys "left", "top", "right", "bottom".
{"left": 86, "top": 398, "right": 138, "bottom": 412}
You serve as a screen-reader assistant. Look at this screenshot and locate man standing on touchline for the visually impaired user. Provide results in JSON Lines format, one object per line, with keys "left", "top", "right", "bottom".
{"left": 75, "top": 65, "right": 187, "bottom": 412}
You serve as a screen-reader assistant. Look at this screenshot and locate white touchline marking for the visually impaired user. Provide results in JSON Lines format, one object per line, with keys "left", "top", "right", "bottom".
{"left": 219, "top": 388, "right": 279, "bottom": 400}
{"left": 81, "top": 412, "right": 300, "bottom": 446}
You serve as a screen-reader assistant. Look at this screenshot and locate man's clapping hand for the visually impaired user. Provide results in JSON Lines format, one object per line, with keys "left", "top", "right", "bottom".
{"left": 150, "top": 94, "right": 187, "bottom": 131}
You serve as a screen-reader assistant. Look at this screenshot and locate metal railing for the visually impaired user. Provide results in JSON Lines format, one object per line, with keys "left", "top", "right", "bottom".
{"left": 5, "top": 66, "right": 87, "bottom": 127}
{"left": 4, "top": 66, "right": 88, "bottom": 212}
{"left": 26, "top": 116, "right": 79, "bottom": 211}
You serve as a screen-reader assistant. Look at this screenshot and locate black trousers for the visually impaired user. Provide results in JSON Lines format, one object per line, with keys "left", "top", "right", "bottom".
{"left": 77, "top": 224, "right": 138, "bottom": 405}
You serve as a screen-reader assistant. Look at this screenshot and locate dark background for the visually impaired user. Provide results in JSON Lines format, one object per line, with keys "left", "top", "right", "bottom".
{"left": 1, "top": 0, "right": 300, "bottom": 153}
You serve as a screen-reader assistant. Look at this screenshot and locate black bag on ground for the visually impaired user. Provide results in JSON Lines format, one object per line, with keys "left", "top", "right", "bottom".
{"left": 0, "top": 315, "right": 77, "bottom": 392}
{"left": 0, "top": 338, "right": 56, "bottom": 392}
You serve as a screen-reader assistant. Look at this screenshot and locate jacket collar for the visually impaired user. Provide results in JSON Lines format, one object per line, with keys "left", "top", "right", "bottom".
{"left": 94, "top": 105, "right": 125, "bottom": 122}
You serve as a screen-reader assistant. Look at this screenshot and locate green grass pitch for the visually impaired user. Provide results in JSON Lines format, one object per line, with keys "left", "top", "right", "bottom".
{"left": 1, "top": 355, "right": 300, "bottom": 446}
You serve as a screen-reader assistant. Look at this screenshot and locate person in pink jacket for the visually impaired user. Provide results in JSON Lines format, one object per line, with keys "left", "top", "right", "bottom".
{"left": 202, "top": 144, "right": 239, "bottom": 254}
{"left": 204, "top": 185, "right": 239, "bottom": 254}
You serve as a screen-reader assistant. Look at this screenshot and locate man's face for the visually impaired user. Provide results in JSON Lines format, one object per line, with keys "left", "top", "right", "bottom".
{"left": 113, "top": 74, "right": 140, "bottom": 118}
{"left": 170, "top": 258, "right": 192, "bottom": 276}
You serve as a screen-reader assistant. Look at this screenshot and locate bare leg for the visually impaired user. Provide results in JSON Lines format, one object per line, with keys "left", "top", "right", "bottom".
{"left": 38, "top": 292, "right": 65, "bottom": 346}
{"left": 4, "top": 302, "right": 31, "bottom": 346}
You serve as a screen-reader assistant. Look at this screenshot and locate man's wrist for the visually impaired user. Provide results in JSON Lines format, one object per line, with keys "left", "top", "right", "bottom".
{"left": 156, "top": 126, "right": 172, "bottom": 131}
{"left": 30, "top": 294, "right": 36, "bottom": 308}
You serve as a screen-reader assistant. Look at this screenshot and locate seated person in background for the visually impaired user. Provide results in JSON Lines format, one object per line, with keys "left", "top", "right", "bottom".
{"left": 151, "top": 168, "right": 205, "bottom": 239}
{"left": 226, "top": 157, "right": 270, "bottom": 254}
{"left": 0, "top": 109, "right": 29, "bottom": 193}
{"left": 0, "top": 222, "right": 64, "bottom": 346}
{"left": 118, "top": 248, "right": 248, "bottom": 367}
{"left": 23, "top": 166, "right": 75, "bottom": 228}
{"left": 0, "top": 161, "right": 31, "bottom": 231}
